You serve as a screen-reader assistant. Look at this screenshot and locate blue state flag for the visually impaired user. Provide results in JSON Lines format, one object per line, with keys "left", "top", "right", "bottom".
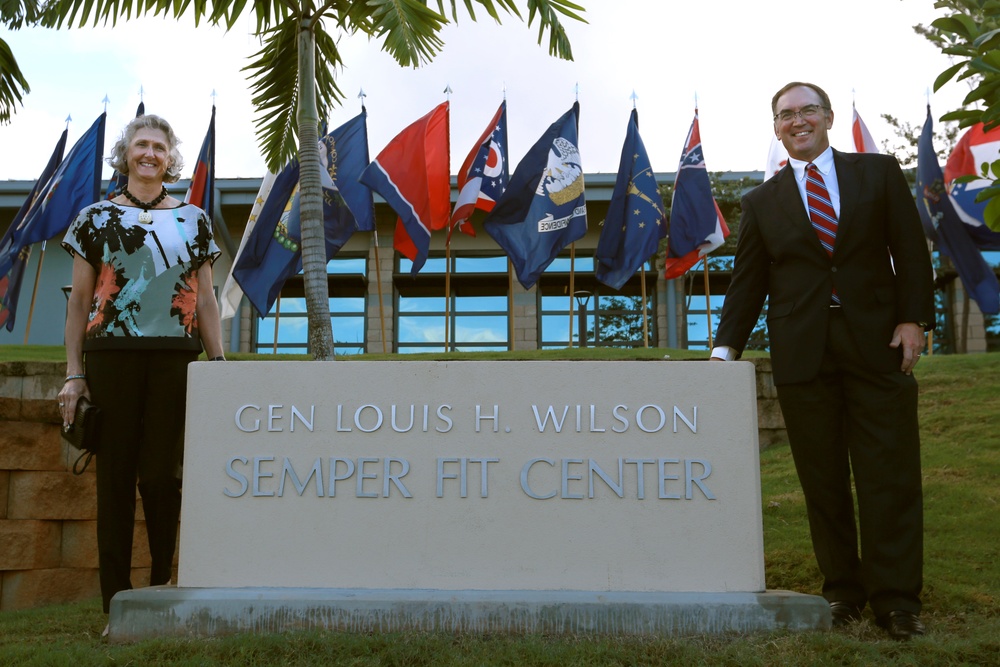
{"left": 917, "top": 105, "right": 999, "bottom": 314}
{"left": 484, "top": 102, "right": 587, "bottom": 289}
{"left": 232, "top": 111, "right": 374, "bottom": 317}
{"left": 595, "top": 109, "right": 666, "bottom": 290}
{"left": 9, "top": 113, "right": 105, "bottom": 254}
{"left": 0, "top": 128, "right": 68, "bottom": 331}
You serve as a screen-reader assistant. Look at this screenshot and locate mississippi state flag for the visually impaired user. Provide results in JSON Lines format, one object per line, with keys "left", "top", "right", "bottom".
{"left": 184, "top": 105, "right": 216, "bottom": 217}
{"left": 664, "top": 110, "right": 729, "bottom": 280}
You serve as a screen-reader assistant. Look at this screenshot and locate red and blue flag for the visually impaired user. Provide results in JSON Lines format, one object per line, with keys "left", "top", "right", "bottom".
{"left": 664, "top": 109, "right": 729, "bottom": 279}
{"left": 451, "top": 101, "right": 508, "bottom": 238}
{"left": 360, "top": 102, "right": 451, "bottom": 275}
{"left": 943, "top": 122, "right": 1000, "bottom": 251}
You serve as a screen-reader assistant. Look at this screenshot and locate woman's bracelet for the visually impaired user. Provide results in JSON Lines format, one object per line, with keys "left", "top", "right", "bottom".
{"left": 64, "top": 374, "right": 87, "bottom": 383}
{"left": 210, "top": 356, "right": 226, "bottom": 361}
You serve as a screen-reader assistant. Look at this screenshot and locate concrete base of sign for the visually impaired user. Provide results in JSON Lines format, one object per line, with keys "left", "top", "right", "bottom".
{"left": 107, "top": 586, "right": 831, "bottom": 642}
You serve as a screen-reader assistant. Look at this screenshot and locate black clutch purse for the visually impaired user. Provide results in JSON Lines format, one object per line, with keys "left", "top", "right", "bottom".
{"left": 62, "top": 396, "right": 102, "bottom": 475}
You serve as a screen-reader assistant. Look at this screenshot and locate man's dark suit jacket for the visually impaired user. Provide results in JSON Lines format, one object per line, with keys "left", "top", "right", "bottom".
{"left": 715, "top": 150, "right": 935, "bottom": 385}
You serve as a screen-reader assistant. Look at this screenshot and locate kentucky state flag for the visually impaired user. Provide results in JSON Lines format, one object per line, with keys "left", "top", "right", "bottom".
{"left": 232, "top": 111, "right": 374, "bottom": 317}
{"left": 360, "top": 102, "right": 450, "bottom": 275}
{"left": 484, "top": 102, "right": 587, "bottom": 289}
{"left": 917, "top": 106, "right": 999, "bottom": 315}
{"left": 595, "top": 109, "right": 665, "bottom": 291}
{"left": 183, "top": 105, "right": 215, "bottom": 217}
{"left": 664, "top": 109, "right": 729, "bottom": 280}
{"left": 0, "top": 128, "right": 68, "bottom": 331}
{"left": 451, "top": 101, "right": 508, "bottom": 238}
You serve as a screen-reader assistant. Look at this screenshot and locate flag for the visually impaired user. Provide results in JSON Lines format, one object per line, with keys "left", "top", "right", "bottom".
{"left": 0, "top": 112, "right": 105, "bottom": 282}
{"left": 0, "top": 129, "right": 68, "bottom": 331}
{"left": 943, "top": 122, "right": 1000, "bottom": 251}
{"left": 917, "top": 105, "right": 999, "bottom": 314}
{"left": 664, "top": 110, "right": 729, "bottom": 280}
{"left": 851, "top": 104, "right": 879, "bottom": 153}
{"left": 219, "top": 171, "right": 279, "bottom": 320}
{"left": 595, "top": 108, "right": 666, "bottom": 291}
{"left": 231, "top": 111, "right": 374, "bottom": 317}
{"left": 360, "top": 102, "right": 450, "bottom": 275}
{"left": 184, "top": 105, "right": 215, "bottom": 218}
{"left": 484, "top": 102, "right": 587, "bottom": 289}
{"left": 765, "top": 134, "right": 788, "bottom": 181}
{"left": 105, "top": 101, "right": 145, "bottom": 199}
{"left": 451, "top": 101, "right": 508, "bottom": 237}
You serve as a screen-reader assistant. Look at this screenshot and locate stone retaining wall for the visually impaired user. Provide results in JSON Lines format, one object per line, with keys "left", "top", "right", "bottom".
{"left": 0, "top": 359, "right": 785, "bottom": 611}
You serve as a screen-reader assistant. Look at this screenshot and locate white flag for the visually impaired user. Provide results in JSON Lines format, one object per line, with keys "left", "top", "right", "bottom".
{"left": 219, "top": 171, "right": 277, "bottom": 320}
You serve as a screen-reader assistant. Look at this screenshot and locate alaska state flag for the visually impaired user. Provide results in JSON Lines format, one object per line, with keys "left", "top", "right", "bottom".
{"left": 184, "top": 105, "right": 215, "bottom": 217}
{"left": 484, "top": 102, "right": 587, "bottom": 289}
{"left": 943, "top": 122, "right": 1000, "bottom": 251}
{"left": 232, "top": 111, "right": 374, "bottom": 317}
{"left": 595, "top": 109, "right": 665, "bottom": 291}
{"left": 105, "top": 101, "right": 145, "bottom": 199}
{"left": 0, "top": 129, "right": 68, "bottom": 331}
{"left": 664, "top": 109, "right": 729, "bottom": 280}
{"left": 917, "top": 106, "right": 999, "bottom": 314}
{"left": 360, "top": 102, "right": 450, "bottom": 275}
{"left": 451, "top": 101, "right": 508, "bottom": 238}
{"left": 0, "top": 113, "right": 105, "bottom": 282}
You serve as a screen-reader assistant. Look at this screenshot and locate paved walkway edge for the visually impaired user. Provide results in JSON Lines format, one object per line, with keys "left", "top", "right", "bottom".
{"left": 108, "top": 587, "right": 831, "bottom": 641}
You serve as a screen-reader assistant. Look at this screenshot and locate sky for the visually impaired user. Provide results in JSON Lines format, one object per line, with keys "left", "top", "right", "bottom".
{"left": 0, "top": 0, "right": 972, "bottom": 182}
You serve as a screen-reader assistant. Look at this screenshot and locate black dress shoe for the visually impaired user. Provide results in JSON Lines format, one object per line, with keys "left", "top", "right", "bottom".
{"left": 876, "top": 610, "right": 926, "bottom": 640}
{"left": 829, "top": 601, "right": 863, "bottom": 627}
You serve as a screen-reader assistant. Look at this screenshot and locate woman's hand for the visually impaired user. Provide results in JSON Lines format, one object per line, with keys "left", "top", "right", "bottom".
{"left": 57, "top": 378, "right": 90, "bottom": 427}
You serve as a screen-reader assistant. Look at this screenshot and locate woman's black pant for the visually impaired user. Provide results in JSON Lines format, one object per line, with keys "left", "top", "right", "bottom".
{"left": 86, "top": 349, "right": 197, "bottom": 613}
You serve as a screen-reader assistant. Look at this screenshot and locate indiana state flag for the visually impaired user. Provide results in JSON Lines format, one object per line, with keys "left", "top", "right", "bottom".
{"left": 360, "top": 102, "right": 450, "bottom": 275}
{"left": 595, "top": 109, "right": 665, "bottom": 291}
{"left": 664, "top": 109, "right": 729, "bottom": 280}
{"left": 183, "top": 105, "right": 215, "bottom": 217}
{"left": 484, "top": 102, "right": 587, "bottom": 289}
{"left": 0, "top": 128, "right": 68, "bottom": 331}
{"left": 451, "top": 101, "right": 508, "bottom": 238}
{"left": 917, "top": 106, "right": 999, "bottom": 314}
{"left": 232, "top": 111, "right": 374, "bottom": 317}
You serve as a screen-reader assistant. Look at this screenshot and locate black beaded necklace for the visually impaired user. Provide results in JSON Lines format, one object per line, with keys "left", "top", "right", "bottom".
{"left": 121, "top": 186, "right": 168, "bottom": 223}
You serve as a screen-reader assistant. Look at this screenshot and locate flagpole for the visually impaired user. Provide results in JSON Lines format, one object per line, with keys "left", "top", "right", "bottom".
{"left": 702, "top": 259, "right": 714, "bottom": 349}
{"left": 444, "top": 239, "right": 451, "bottom": 352}
{"left": 22, "top": 243, "right": 45, "bottom": 344}
{"left": 507, "top": 260, "right": 514, "bottom": 350}
{"left": 568, "top": 243, "right": 576, "bottom": 348}
{"left": 641, "top": 265, "right": 649, "bottom": 348}
{"left": 272, "top": 293, "right": 281, "bottom": 354}
{"left": 372, "top": 229, "right": 387, "bottom": 354}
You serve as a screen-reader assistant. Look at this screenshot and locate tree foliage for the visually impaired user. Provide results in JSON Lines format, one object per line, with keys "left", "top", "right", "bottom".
{"left": 922, "top": 0, "right": 1000, "bottom": 231}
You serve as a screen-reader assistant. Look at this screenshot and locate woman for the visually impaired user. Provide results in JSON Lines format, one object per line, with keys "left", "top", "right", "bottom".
{"left": 56, "top": 114, "right": 224, "bottom": 619}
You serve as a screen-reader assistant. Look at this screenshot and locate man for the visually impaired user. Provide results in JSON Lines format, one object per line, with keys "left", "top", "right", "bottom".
{"left": 712, "top": 82, "right": 934, "bottom": 640}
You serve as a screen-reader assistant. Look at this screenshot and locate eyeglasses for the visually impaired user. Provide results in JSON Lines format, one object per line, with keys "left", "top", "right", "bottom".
{"left": 773, "top": 104, "right": 828, "bottom": 123}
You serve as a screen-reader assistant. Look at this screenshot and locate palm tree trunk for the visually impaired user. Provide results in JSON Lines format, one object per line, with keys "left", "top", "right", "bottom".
{"left": 297, "top": 13, "right": 335, "bottom": 360}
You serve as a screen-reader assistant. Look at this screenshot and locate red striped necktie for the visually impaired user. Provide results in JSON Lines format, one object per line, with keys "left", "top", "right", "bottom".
{"left": 806, "top": 163, "right": 840, "bottom": 303}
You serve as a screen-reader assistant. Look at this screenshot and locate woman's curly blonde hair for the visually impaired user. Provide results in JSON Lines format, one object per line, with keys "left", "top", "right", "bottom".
{"left": 106, "top": 114, "right": 184, "bottom": 184}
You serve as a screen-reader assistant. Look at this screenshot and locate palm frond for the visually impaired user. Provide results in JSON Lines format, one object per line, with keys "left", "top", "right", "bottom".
{"left": 243, "top": 20, "right": 300, "bottom": 172}
{"left": 0, "top": 37, "right": 30, "bottom": 124}
{"left": 365, "top": 0, "right": 448, "bottom": 68}
{"left": 525, "top": 0, "right": 586, "bottom": 60}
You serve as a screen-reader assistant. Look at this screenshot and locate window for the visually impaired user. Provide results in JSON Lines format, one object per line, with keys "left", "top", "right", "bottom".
{"left": 396, "top": 253, "right": 510, "bottom": 353}
{"left": 253, "top": 256, "right": 367, "bottom": 355}
{"left": 538, "top": 255, "right": 659, "bottom": 348}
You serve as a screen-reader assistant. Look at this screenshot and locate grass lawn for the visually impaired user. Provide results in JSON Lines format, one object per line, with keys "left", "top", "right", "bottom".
{"left": 1, "top": 350, "right": 997, "bottom": 665}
